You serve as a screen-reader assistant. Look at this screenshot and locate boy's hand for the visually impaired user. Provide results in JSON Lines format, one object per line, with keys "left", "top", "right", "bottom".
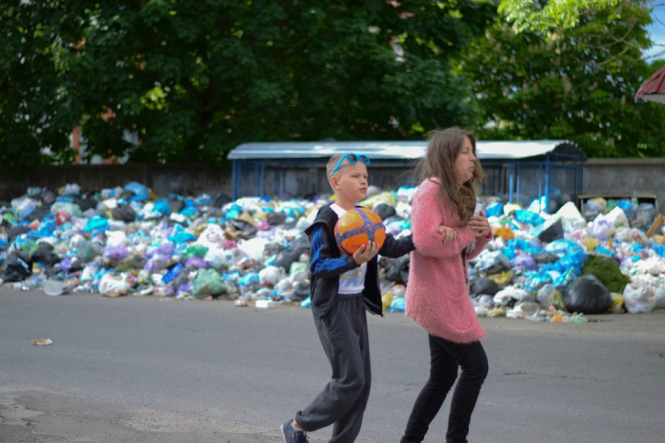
{"left": 468, "top": 214, "right": 491, "bottom": 238}
{"left": 437, "top": 225, "right": 457, "bottom": 244}
{"left": 353, "top": 241, "right": 379, "bottom": 265}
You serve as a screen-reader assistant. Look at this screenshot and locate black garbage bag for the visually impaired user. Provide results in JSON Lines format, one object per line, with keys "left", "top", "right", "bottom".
{"left": 373, "top": 203, "right": 396, "bottom": 221}
{"left": 291, "top": 280, "right": 311, "bottom": 302}
{"left": 274, "top": 250, "right": 303, "bottom": 271}
{"left": 470, "top": 277, "right": 501, "bottom": 296}
{"left": 537, "top": 220, "right": 564, "bottom": 243}
{"left": 31, "top": 243, "right": 61, "bottom": 266}
{"left": 168, "top": 199, "right": 185, "bottom": 214}
{"left": 532, "top": 252, "right": 560, "bottom": 264}
{"left": 112, "top": 205, "right": 137, "bottom": 222}
{"left": 383, "top": 215, "right": 404, "bottom": 227}
{"left": 267, "top": 211, "right": 287, "bottom": 226}
{"left": 264, "top": 242, "right": 285, "bottom": 257}
{"left": 68, "top": 257, "right": 85, "bottom": 273}
{"left": 273, "top": 236, "right": 309, "bottom": 271}
{"left": 229, "top": 219, "right": 257, "bottom": 239}
{"left": 25, "top": 206, "right": 50, "bottom": 222}
{"left": 1, "top": 254, "right": 32, "bottom": 282}
{"left": 214, "top": 194, "right": 232, "bottom": 208}
{"left": 563, "top": 274, "right": 613, "bottom": 314}
{"left": 40, "top": 189, "right": 58, "bottom": 206}
{"left": 385, "top": 255, "right": 410, "bottom": 285}
{"left": 75, "top": 196, "right": 97, "bottom": 212}
{"left": 120, "top": 190, "right": 136, "bottom": 201}
{"left": 7, "top": 225, "right": 31, "bottom": 245}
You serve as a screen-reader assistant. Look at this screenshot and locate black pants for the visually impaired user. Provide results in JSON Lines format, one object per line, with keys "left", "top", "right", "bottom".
{"left": 401, "top": 334, "right": 488, "bottom": 443}
{"left": 296, "top": 294, "right": 370, "bottom": 443}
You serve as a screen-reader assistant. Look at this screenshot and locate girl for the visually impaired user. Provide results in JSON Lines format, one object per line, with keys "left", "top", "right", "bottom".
{"left": 401, "top": 127, "right": 492, "bottom": 443}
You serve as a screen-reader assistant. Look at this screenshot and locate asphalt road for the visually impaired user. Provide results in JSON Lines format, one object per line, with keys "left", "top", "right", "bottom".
{"left": 1, "top": 289, "right": 664, "bottom": 443}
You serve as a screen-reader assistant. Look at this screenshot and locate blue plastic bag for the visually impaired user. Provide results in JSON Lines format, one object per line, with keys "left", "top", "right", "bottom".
{"left": 556, "top": 250, "right": 588, "bottom": 275}
{"left": 124, "top": 182, "right": 151, "bottom": 198}
{"left": 652, "top": 245, "right": 665, "bottom": 258}
{"left": 485, "top": 203, "right": 504, "bottom": 218}
{"left": 515, "top": 209, "right": 544, "bottom": 226}
{"left": 544, "top": 239, "right": 583, "bottom": 256}
{"left": 389, "top": 297, "right": 406, "bottom": 313}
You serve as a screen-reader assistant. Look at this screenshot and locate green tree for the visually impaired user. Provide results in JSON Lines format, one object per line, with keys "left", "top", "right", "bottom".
{"left": 0, "top": 2, "right": 82, "bottom": 172}
{"left": 0, "top": 0, "right": 496, "bottom": 172}
{"left": 464, "top": 1, "right": 665, "bottom": 157}
{"left": 498, "top": 0, "right": 624, "bottom": 32}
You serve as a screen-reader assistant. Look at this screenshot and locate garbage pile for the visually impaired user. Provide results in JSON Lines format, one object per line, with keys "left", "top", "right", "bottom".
{"left": 1, "top": 184, "right": 664, "bottom": 321}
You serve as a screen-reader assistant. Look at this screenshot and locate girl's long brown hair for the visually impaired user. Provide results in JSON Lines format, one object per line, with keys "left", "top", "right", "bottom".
{"left": 415, "top": 127, "right": 485, "bottom": 226}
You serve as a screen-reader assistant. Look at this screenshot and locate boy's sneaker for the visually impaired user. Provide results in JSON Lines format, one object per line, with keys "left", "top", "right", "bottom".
{"left": 280, "top": 419, "right": 309, "bottom": 443}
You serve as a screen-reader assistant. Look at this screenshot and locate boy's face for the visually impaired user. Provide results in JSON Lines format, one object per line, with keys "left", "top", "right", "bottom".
{"left": 331, "top": 162, "right": 369, "bottom": 203}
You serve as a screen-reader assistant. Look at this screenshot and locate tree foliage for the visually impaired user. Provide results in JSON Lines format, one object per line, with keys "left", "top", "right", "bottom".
{"left": 464, "top": 1, "right": 665, "bottom": 157}
{"left": 498, "top": 0, "right": 625, "bottom": 32}
{"left": 0, "top": 0, "right": 496, "bottom": 172}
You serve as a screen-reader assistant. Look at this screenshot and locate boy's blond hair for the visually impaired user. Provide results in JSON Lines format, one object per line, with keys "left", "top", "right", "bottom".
{"left": 326, "top": 154, "right": 346, "bottom": 185}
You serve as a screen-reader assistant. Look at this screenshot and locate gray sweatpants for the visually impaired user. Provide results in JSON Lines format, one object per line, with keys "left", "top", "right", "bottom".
{"left": 296, "top": 293, "right": 371, "bottom": 443}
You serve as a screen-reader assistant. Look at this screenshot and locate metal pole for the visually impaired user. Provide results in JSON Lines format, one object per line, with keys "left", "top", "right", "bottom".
{"left": 545, "top": 154, "right": 551, "bottom": 214}
{"left": 260, "top": 160, "right": 265, "bottom": 197}
{"left": 509, "top": 161, "right": 515, "bottom": 204}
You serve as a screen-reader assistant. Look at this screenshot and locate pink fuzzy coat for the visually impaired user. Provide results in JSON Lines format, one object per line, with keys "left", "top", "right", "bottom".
{"left": 406, "top": 178, "right": 492, "bottom": 343}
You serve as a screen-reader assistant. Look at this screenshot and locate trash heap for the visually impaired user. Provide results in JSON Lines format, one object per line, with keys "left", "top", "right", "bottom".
{"left": 464, "top": 198, "right": 665, "bottom": 321}
{"left": 1, "top": 184, "right": 664, "bottom": 321}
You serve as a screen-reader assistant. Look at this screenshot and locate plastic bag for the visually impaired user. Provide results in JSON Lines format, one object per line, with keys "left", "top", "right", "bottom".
{"left": 590, "top": 216, "right": 612, "bottom": 240}
{"left": 259, "top": 266, "right": 285, "bottom": 287}
{"left": 99, "top": 273, "right": 130, "bottom": 297}
{"left": 474, "top": 251, "right": 511, "bottom": 274}
{"left": 523, "top": 271, "right": 553, "bottom": 293}
{"left": 536, "top": 284, "right": 555, "bottom": 308}
{"left": 485, "top": 203, "right": 504, "bottom": 218}
{"left": 544, "top": 239, "right": 584, "bottom": 256}
{"left": 514, "top": 209, "right": 544, "bottom": 226}
{"left": 193, "top": 268, "right": 226, "bottom": 299}
{"left": 605, "top": 207, "right": 629, "bottom": 228}
{"left": 389, "top": 297, "right": 406, "bottom": 313}
{"left": 237, "top": 238, "right": 269, "bottom": 261}
{"left": 470, "top": 277, "right": 501, "bottom": 296}
{"left": 563, "top": 274, "right": 613, "bottom": 314}
{"left": 510, "top": 254, "right": 536, "bottom": 271}
{"left": 622, "top": 281, "right": 657, "bottom": 314}
{"left": 493, "top": 286, "right": 530, "bottom": 306}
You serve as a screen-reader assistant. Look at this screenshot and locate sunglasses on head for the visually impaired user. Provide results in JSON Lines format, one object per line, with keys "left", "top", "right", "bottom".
{"left": 331, "top": 153, "right": 370, "bottom": 178}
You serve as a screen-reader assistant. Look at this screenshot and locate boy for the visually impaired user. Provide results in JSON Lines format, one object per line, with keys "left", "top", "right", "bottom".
{"left": 280, "top": 153, "right": 415, "bottom": 443}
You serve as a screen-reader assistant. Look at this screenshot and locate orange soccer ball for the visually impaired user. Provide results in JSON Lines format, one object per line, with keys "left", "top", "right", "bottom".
{"left": 334, "top": 207, "right": 386, "bottom": 256}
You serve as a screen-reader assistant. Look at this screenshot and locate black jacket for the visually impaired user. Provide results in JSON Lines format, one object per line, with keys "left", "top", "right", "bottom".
{"left": 304, "top": 203, "right": 415, "bottom": 318}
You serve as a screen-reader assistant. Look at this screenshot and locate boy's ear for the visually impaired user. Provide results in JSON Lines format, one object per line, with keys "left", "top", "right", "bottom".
{"left": 330, "top": 176, "right": 340, "bottom": 190}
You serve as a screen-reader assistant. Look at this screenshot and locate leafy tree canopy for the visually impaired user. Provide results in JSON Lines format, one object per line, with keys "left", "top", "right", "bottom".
{"left": 0, "top": 0, "right": 496, "bottom": 172}
{"left": 465, "top": 0, "right": 665, "bottom": 157}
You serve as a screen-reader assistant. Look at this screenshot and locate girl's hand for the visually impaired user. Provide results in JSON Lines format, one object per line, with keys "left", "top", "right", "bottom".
{"left": 468, "top": 215, "right": 491, "bottom": 238}
{"left": 353, "top": 241, "right": 379, "bottom": 265}
{"left": 438, "top": 225, "right": 457, "bottom": 244}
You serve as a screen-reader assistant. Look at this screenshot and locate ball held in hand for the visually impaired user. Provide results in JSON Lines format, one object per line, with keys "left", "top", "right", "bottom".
{"left": 334, "top": 207, "right": 386, "bottom": 255}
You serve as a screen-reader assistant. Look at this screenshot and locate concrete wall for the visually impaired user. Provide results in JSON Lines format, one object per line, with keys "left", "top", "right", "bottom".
{"left": 1, "top": 159, "right": 664, "bottom": 212}
{"left": 583, "top": 158, "right": 665, "bottom": 211}
{"left": 0, "top": 164, "right": 233, "bottom": 202}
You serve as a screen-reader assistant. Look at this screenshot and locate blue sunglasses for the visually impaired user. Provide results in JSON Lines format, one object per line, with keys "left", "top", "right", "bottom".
{"left": 331, "top": 153, "right": 370, "bottom": 178}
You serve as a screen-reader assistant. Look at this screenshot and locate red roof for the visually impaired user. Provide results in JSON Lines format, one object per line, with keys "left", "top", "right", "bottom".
{"left": 635, "top": 64, "right": 665, "bottom": 103}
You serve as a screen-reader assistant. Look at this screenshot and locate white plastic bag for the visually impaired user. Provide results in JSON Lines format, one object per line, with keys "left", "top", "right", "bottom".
{"left": 99, "top": 273, "right": 130, "bottom": 296}
{"left": 622, "top": 281, "right": 657, "bottom": 314}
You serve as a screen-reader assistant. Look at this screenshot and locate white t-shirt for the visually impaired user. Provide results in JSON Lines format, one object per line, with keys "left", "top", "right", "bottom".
{"left": 331, "top": 204, "right": 367, "bottom": 294}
